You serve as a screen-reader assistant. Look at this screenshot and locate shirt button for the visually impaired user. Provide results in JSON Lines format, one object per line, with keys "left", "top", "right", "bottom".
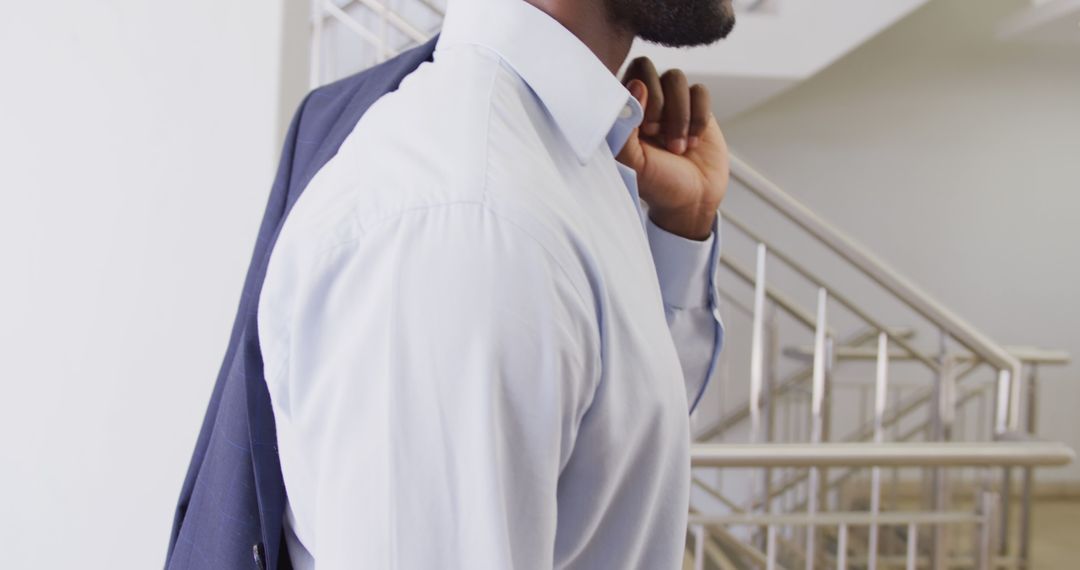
{"left": 619, "top": 104, "right": 633, "bottom": 119}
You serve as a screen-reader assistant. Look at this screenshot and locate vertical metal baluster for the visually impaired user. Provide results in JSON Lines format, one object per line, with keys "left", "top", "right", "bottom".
{"left": 975, "top": 381, "right": 989, "bottom": 506}
{"left": 927, "top": 337, "right": 942, "bottom": 517}
{"left": 931, "top": 334, "right": 954, "bottom": 570}
{"left": 750, "top": 243, "right": 767, "bottom": 446}
{"left": 994, "top": 368, "right": 1012, "bottom": 435}
{"left": 310, "top": 0, "right": 324, "bottom": 88}
{"left": 976, "top": 491, "right": 997, "bottom": 570}
{"left": 836, "top": 523, "right": 848, "bottom": 570}
{"left": 781, "top": 389, "right": 791, "bottom": 520}
{"left": 748, "top": 245, "right": 767, "bottom": 548}
{"left": 327, "top": 2, "right": 340, "bottom": 81}
{"left": 766, "top": 524, "right": 778, "bottom": 570}
{"left": 821, "top": 336, "right": 834, "bottom": 513}
{"left": 750, "top": 244, "right": 767, "bottom": 547}
{"left": 857, "top": 374, "right": 868, "bottom": 552}
{"left": 859, "top": 384, "right": 869, "bottom": 448}
{"left": 977, "top": 381, "right": 989, "bottom": 446}
{"left": 1009, "top": 362, "right": 1022, "bottom": 433}
{"left": 806, "top": 288, "right": 828, "bottom": 570}
{"left": 956, "top": 383, "right": 966, "bottom": 498}
{"left": 802, "top": 388, "right": 809, "bottom": 543}
{"left": 906, "top": 523, "right": 918, "bottom": 570}
{"left": 868, "top": 332, "right": 889, "bottom": 570}
{"left": 717, "top": 308, "right": 728, "bottom": 441}
{"left": 693, "top": 524, "right": 705, "bottom": 570}
{"left": 891, "top": 385, "right": 901, "bottom": 512}
{"left": 1020, "top": 363, "right": 1038, "bottom": 569}
{"left": 377, "top": 0, "right": 388, "bottom": 62}
{"left": 803, "top": 385, "right": 810, "bottom": 549}
{"left": 765, "top": 306, "right": 779, "bottom": 523}
{"left": 999, "top": 468, "right": 1012, "bottom": 559}
{"left": 995, "top": 368, "right": 1013, "bottom": 558}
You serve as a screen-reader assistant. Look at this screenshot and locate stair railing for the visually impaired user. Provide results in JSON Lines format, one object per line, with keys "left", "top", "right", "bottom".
{"left": 726, "top": 154, "right": 1023, "bottom": 434}
{"left": 692, "top": 153, "right": 1072, "bottom": 570}
{"left": 686, "top": 441, "right": 1073, "bottom": 570}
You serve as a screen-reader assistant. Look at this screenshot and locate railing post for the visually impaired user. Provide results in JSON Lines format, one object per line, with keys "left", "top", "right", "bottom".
{"left": 764, "top": 304, "right": 779, "bottom": 542}
{"left": 821, "top": 334, "right": 834, "bottom": 498}
{"left": 999, "top": 467, "right": 1012, "bottom": 558}
{"left": 836, "top": 523, "right": 848, "bottom": 570}
{"left": 309, "top": 0, "right": 324, "bottom": 89}
{"left": 766, "top": 524, "right": 778, "bottom": 570}
{"left": 868, "top": 332, "right": 889, "bottom": 570}
{"left": 994, "top": 368, "right": 1013, "bottom": 435}
{"left": 930, "top": 334, "right": 955, "bottom": 570}
{"left": 749, "top": 243, "right": 767, "bottom": 447}
{"left": 991, "top": 368, "right": 1016, "bottom": 559}
{"left": 1019, "top": 362, "right": 1038, "bottom": 569}
{"left": 806, "top": 288, "right": 828, "bottom": 570}
{"left": 906, "top": 522, "right": 919, "bottom": 570}
{"left": 749, "top": 244, "right": 768, "bottom": 550}
{"left": 976, "top": 490, "right": 999, "bottom": 570}
{"left": 693, "top": 524, "right": 705, "bottom": 570}
{"left": 377, "top": 0, "right": 388, "bottom": 61}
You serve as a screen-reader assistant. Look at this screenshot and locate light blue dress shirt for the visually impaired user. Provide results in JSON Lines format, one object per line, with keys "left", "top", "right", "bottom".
{"left": 257, "top": 0, "right": 724, "bottom": 567}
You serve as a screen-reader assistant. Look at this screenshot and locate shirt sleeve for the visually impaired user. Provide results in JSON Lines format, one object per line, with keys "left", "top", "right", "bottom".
{"left": 644, "top": 210, "right": 725, "bottom": 414}
{"left": 263, "top": 203, "right": 601, "bottom": 569}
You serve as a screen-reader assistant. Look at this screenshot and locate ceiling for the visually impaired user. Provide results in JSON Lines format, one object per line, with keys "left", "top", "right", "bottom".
{"left": 626, "top": 0, "right": 931, "bottom": 119}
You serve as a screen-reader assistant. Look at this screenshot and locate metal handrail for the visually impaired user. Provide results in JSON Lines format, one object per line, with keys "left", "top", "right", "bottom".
{"left": 689, "top": 511, "right": 982, "bottom": 527}
{"left": 691, "top": 441, "right": 1075, "bottom": 468}
{"left": 782, "top": 344, "right": 1070, "bottom": 366}
{"left": 729, "top": 153, "right": 1024, "bottom": 431}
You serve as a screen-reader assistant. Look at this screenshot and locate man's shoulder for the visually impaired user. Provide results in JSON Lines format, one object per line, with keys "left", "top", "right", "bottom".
{"left": 281, "top": 45, "right": 555, "bottom": 249}
{"left": 349, "top": 44, "right": 508, "bottom": 188}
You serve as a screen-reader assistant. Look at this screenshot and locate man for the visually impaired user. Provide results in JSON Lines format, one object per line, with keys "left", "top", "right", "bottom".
{"left": 257, "top": 0, "right": 734, "bottom": 566}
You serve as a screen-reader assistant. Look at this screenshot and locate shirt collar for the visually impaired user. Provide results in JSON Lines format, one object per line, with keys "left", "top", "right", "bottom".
{"left": 436, "top": 0, "right": 643, "bottom": 164}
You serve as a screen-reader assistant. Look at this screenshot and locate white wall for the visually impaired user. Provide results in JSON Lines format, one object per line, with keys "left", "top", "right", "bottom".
{"left": 0, "top": 2, "right": 286, "bottom": 567}
{"left": 723, "top": 0, "right": 1080, "bottom": 479}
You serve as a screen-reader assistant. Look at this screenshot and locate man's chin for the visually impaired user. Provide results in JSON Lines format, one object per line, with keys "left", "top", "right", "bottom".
{"left": 639, "top": 15, "right": 736, "bottom": 49}
{"left": 711, "top": 0, "right": 737, "bottom": 42}
{"left": 614, "top": 0, "right": 737, "bottom": 48}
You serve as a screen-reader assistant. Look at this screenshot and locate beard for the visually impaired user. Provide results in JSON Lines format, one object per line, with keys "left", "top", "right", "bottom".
{"left": 605, "top": 0, "right": 735, "bottom": 48}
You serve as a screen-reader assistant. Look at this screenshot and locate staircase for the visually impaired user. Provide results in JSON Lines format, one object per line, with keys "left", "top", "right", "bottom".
{"left": 684, "top": 155, "right": 1073, "bottom": 569}
{"left": 302, "top": 1, "right": 1076, "bottom": 568}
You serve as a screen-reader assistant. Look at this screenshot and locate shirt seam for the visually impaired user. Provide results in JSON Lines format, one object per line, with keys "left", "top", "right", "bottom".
{"left": 314, "top": 200, "right": 603, "bottom": 369}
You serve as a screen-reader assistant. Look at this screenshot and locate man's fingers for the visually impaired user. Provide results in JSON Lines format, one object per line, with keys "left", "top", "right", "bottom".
{"left": 626, "top": 78, "right": 648, "bottom": 109}
{"left": 623, "top": 59, "right": 712, "bottom": 155}
{"left": 689, "top": 84, "right": 711, "bottom": 149}
{"left": 660, "top": 69, "right": 690, "bottom": 155}
{"left": 615, "top": 79, "right": 648, "bottom": 170}
{"left": 622, "top": 56, "right": 663, "bottom": 136}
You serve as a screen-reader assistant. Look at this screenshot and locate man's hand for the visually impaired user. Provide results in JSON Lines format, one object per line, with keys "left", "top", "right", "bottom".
{"left": 617, "top": 57, "right": 729, "bottom": 241}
